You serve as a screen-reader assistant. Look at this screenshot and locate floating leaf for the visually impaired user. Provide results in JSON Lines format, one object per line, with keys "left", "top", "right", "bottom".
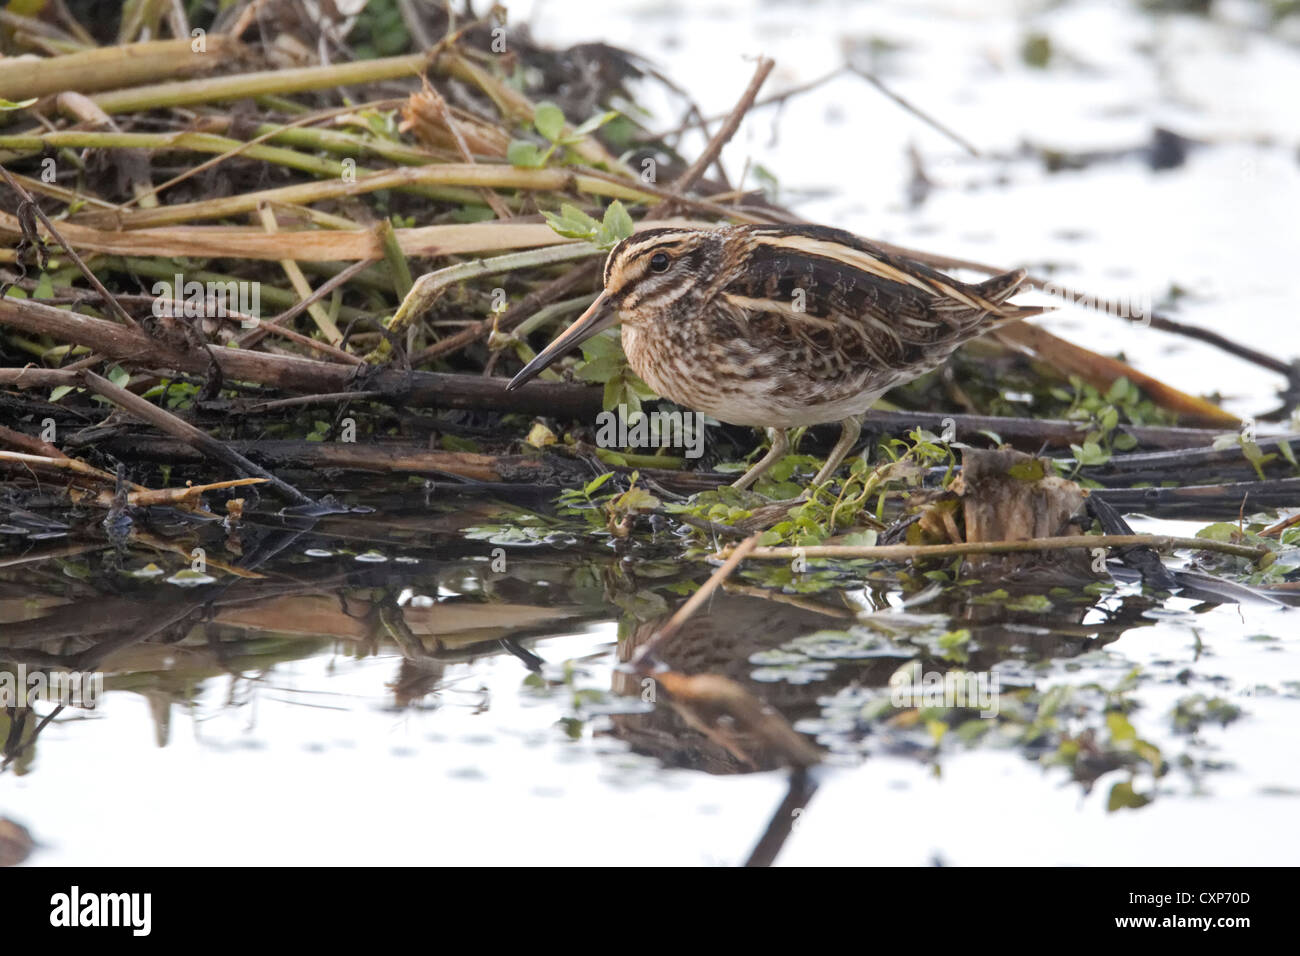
{"left": 1106, "top": 780, "right": 1151, "bottom": 812}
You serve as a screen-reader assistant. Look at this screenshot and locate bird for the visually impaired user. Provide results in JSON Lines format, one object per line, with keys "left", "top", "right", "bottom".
{"left": 507, "top": 223, "right": 1046, "bottom": 491}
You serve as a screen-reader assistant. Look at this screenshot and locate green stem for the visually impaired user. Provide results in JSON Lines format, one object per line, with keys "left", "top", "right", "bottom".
{"left": 370, "top": 243, "right": 601, "bottom": 362}
{"left": 96, "top": 257, "right": 373, "bottom": 321}
{"left": 89, "top": 53, "right": 429, "bottom": 114}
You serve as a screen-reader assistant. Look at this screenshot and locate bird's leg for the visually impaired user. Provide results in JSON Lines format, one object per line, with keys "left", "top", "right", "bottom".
{"left": 811, "top": 415, "right": 863, "bottom": 486}
{"left": 731, "top": 428, "right": 790, "bottom": 491}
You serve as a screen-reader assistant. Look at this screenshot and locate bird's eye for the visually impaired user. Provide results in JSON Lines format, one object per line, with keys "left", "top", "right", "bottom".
{"left": 649, "top": 252, "right": 670, "bottom": 273}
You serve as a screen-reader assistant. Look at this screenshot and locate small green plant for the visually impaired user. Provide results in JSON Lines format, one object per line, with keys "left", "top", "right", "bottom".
{"left": 507, "top": 101, "right": 619, "bottom": 169}
{"left": 543, "top": 200, "right": 634, "bottom": 250}
{"left": 1051, "top": 376, "right": 1168, "bottom": 475}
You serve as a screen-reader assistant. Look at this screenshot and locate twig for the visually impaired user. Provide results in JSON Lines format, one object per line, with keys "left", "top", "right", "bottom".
{"left": 744, "top": 767, "right": 819, "bottom": 868}
{"left": 0, "top": 449, "right": 146, "bottom": 489}
{"left": 860, "top": 408, "right": 1227, "bottom": 452}
{"left": 632, "top": 533, "right": 762, "bottom": 671}
{"left": 255, "top": 204, "right": 343, "bottom": 345}
{"left": 670, "top": 57, "right": 775, "bottom": 195}
{"left": 376, "top": 242, "right": 603, "bottom": 360}
{"left": 0, "top": 424, "right": 66, "bottom": 458}
{"left": 846, "top": 63, "right": 980, "bottom": 157}
{"left": 120, "top": 97, "right": 408, "bottom": 208}
{"left": 1259, "top": 511, "right": 1300, "bottom": 539}
{"left": 420, "top": 80, "right": 513, "bottom": 220}
{"left": 0, "top": 164, "right": 140, "bottom": 330}
{"left": 1094, "top": 479, "right": 1300, "bottom": 521}
{"left": 0, "top": 293, "right": 606, "bottom": 417}
{"left": 411, "top": 259, "right": 600, "bottom": 364}
{"left": 638, "top": 67, "right": 846, "bottom": 143}
{"left": 236, "top": 257, "right": 377, "bottom": 350}
{"left": 77, "top": 370, "right": 314, "bottom": 506}
{"left": 727, "top": 533, "right": 1268, "bottom": 563}
{"left": 245, "top": 391, "right": 383, "bottom": 413}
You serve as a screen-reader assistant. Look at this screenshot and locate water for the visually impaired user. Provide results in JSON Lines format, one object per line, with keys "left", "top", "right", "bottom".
{"left": 3, "top": 0, "right": 1299, "bottom": 865}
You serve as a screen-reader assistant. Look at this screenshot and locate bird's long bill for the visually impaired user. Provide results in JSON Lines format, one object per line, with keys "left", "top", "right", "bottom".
{"left": 506, "top": 292, "right": 617, "bottom": 390}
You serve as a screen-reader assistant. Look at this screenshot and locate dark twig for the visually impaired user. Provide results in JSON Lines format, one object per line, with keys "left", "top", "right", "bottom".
{"left": 236, "top": 257, "right": 379, "bottom": 350}
{"left": 78, "top": 370, "right": 314, "bottom": 506}
{"left": 846, "top": 63, "right": 981, "bottom": 157}
{"left": 666, "top": 57, "right": 775, "bottom": 198}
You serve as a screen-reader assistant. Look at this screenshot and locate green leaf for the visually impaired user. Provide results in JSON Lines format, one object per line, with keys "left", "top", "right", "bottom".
{"left": 542, "top": 202, "right": 600, "bottom": 239}
{"left": 1005, "top": 593, "right": 1053, "bottom": 612}
{"left": 572, "top": 354, "right": 623, "bottom": 383}
{"left": 938, "top": 628, "right": 972, "bottom": 650}
{"left": 837, "top": 530, "right": 878, "bottom": 547}
{"left": 570, "top": 109, "right": 619, "bottom": 138}
{"left": 1195, "top": 522, "right": 1240, "bottom": 543}
{"left": 506, "top": 139, "right": 544, "bottom": 168}
{"left": 1007, "top": 458, "right": 1045, "bottom": 481}
{"left": 1106, "top": 710, "right": 1136, "bottom": 742}
{"left": 1070, "top": 441, "right": 1109, "bottom": 467}
{"left": 1278, "top": 438, "right": 1296, "bottom": 467}
{"left": 32, "top": 272, "right": 54, "bottom": 299}
{"left": 577, "top": 329, "right": 622, "bottom": 362}
{"left": 0, "top": 97, "right": 38, "bottom": 111}
{"left": 601, "top": 200, "right": 634, "bottom": 244}
{"left": 533, "top": 102, "right": 567, "bottom": 142}
{"left": 49, "top": 385, "right": 74, "bottom": 403}
{"left": 439, "top": 434, "right": 479, "bottom": 452}
{"left": 584, "top": 472, "right": 614, "bottom": 497}
{"left": 603, "top": 375, "right": 625, "bottom": 412}
{"left": 1105, "top": 377, "right": 1134, "bottom": 404}
{"left": 106, "top": 364, "right": 130, "bottom": 389}
{"left": 615, "top": 488, "right": 660, "bottom": 511}
{"left": 1106, "top": 780, "right": 1151, "bottom": 812}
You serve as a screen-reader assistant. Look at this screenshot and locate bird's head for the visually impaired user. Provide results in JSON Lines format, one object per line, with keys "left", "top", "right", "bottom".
{"left": 506, "top": 227, "right": 725, "bottom": 390}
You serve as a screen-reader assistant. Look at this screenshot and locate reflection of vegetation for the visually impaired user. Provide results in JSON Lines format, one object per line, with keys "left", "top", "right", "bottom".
{"left": 804, "top": 661, "right": 1181, "bottom": 812}
{"left": 1171, "top": 694, "right": 1243, "bottom": 734}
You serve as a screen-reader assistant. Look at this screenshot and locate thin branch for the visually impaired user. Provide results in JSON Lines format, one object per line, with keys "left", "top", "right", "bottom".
{"left": 632, "top": 533, "right": 762, "bottom": 671}
{"left": 78, "top": 370, "right": 314, "bottom": 506}
{"left": 846, "top": 63, "right": 980, "bottom": 157}
{"left": 671, "top": 57, "right": 775, "bottom": 194}
{"left": 727, "top": 533, "right": 1268, "bottom": 563}
{"left": 0, "top": 164, "right": 140, "bottom": 330}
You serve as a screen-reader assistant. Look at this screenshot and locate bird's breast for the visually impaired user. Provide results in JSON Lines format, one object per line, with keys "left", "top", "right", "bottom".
{"left": 619, "top": 317, "right": 887, "bottom": 428}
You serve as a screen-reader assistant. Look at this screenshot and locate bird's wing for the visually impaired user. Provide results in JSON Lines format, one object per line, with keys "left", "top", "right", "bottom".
{"left": 713, "top": 228, "right": 989, "bottom": 378}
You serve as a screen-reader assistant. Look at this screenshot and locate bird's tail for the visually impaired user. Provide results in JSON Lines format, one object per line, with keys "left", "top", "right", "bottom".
{"left": 971, "top": 268, "right": 1049, "bottom": 321}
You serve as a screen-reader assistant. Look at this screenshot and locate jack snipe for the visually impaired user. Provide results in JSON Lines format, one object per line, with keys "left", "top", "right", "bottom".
{"left": 508, "top": 224, "right": 1045, "bottom": 490}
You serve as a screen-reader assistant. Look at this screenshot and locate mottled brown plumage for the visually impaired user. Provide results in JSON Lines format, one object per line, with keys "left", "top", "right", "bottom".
{"left": 509, "top": 224, "right": 1044, "bottom": 489}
